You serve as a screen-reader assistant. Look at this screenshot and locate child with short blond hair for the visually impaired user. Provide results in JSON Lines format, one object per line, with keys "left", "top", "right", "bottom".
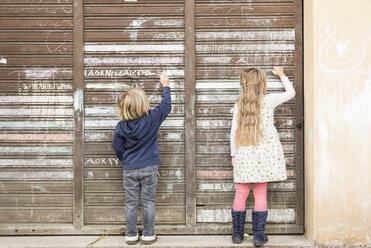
{"left": 112, "top": 74, "right": 171, "bottom": 245}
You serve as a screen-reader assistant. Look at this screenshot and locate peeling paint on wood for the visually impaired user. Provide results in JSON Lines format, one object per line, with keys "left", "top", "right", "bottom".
{"left": 0, "top": 159, "right": 73, "bottom": 167}
{"left": 0, "top": 171, "right": 73, "bottom": 179}
{"left": 0, "top": 146, "right": 72, "bottom": 154}
{"left": 0, "top": 121, "right": 73, "bottom": 129}
{"left": 0, "top": 108, "right": 73, "bottom": 116}
{"left": 0, "top": 96, "right": 73, "bottom": 103}
{"left": 85, "top": 44, "right": 185, "bottom": 52}
{"left": 0, "top": 134, "right": 73, "bottom": 142}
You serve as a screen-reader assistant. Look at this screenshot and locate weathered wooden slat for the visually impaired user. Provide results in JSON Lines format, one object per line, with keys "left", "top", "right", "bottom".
{"left": 197, "top": 30, "right": 294, "bottom": 41}
{"left": 0, "top": 208, "right": 73, "bottom": 223}
{"left": 85, "top": 168, "right": 186, "bottom": 180}
{"left": 85, "top": 142, "right": 185, "bottom": 155}
{"left": 196, "top": 43, "right": 294, "bottom": 54}
{"left": 195, "top": 17, "right": 294, "bottom": 28}
{"left": 196, "top": 192, "right": 296, "bottom": 205}
{"left": 0, "top": 19, "right": 73, "bottom": 28}
{"left": 84, "top": 206, "right": 185, "bottom": 224}
{"left": 0, "top": 120, "right": 73, "bottom": 130}
{"left": 0, "top": 31, "right": 73, "bottom": 42}
{"left": 0, "top": 146, "right": 72, "bottom": 155}
{"left": 0, "top": 6, "right": 73, "bottom": 16}
{"left": 84, "top": 155, "right": 185, "bottom": 168}
{"left": 0, "top": 133, "right": 73, "bottom": 142}
{"left": 0, "top": 57, "right": 72, "bottom": 66}
{"left": 196, "top": 55, "right": 295, "bottom": 65}
{"left": 84, "top": 192, "right": 185, "bottom": 205}
{"left": 84, "top": 31, "right": 185, "bottom": 41}
{"left": 84, "top": 6, "right": 184, "bottom": 16}
{"left": 83, "top": 68, "right": 184, "bottom": 78}
{"left": 196, "top": 5, "right": 294, "bottom": 15}
{"left": 84, "top": 56, "right": 184, "bottom": 66}
{"left": 0, "top": 81, "right": 73, "bottom": 92}
{"left": 0, "top": 194, "right": 72, "bottom": 205}
{"left": 196, "top": 208, "right": 296, "bottom": 224}
{"left": 84, "top": 18, "right": 185, "bottom": 28}
{"left": 2, "top": 0, "right": 73, "bottom": 3}
{"left": 0, "top": 68, "right": 72, "bottom": 79}
{"left": 85, "top": 181, "right": 185, "bottom": 193}
{"left": 0, "top": 95, "right": 73, "bottom": 103}
{"left": 0, "top": 44, "right": 73, "bottom": 54}
{"left": 0, "top": 181, "right": 73, "bottom": 193}
{"left": 0, "top": 170, "right": 73, "bottom": 179}
{"left": 85, "top": 0, "right": 184, "bottom": 3}
{"left": 0, "top": 107, "right": 73, "bottom": 116}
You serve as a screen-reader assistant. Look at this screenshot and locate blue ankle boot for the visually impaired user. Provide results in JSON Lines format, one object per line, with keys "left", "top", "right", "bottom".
{"left": 231, "top": 210, "right": 246, "bottom": 244}
{"left": 252, "top": 210, "right": 268, "bottom": 247}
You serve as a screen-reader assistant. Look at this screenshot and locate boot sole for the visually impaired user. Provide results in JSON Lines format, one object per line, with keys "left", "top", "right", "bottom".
{"left": 142, "top": 237, "right": 157, "bottom": 245}
{"left": 253, "top": 240, "right": 267, "bottom": 247}
{"left": 232, "top": 238, "right": 243, "bottom": 244}
{"left": 125, "top": 240, "right": 138, "bottom": 245}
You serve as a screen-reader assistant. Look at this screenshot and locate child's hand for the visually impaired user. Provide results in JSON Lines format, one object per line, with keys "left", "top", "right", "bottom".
{"left": 161, "top": 73, "right": 170, "bottom": 87}
{"left": 272, "top": 66, "right": 286, "bottom": 78}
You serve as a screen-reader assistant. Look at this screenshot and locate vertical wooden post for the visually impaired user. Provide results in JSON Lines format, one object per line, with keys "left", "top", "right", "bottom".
{"left": 73, "top": 0, "right": 84, "bottom": 229}
{"left": 185, "top": 0, "right": 196, "bottom": 229}
{"left": 294, "top": 0, "right": 304, "bottom": 232}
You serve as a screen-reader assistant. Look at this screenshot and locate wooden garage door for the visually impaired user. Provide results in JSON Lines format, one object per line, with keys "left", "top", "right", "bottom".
{"left": 0, "top": 1, "right": 75, "bottom": 227}
{"left": 0, "top": 0, "right": 302, "bottom": 234}
{"left": 194, "top": 0, "right": 303, "bottom": 233}
{"left": 82, "top": 0, "right": 187, "bottom": 227}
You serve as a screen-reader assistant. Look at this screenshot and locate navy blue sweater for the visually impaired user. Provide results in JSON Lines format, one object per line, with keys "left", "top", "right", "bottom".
{"left": 112, "top": 87, "right": 171, "bottom": 170}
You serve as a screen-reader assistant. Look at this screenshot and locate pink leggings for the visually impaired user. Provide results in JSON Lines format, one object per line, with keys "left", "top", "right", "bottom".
{"left": 233, "top": 182, "right": 267, "bottom": 211}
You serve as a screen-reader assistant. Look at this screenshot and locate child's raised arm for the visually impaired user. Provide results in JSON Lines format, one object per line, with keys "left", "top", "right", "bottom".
{"left": 269, "top": 66, "right": 296, "bottom": 108}
{"left": 151, "top": 74, "right": 172, "bottom": 126}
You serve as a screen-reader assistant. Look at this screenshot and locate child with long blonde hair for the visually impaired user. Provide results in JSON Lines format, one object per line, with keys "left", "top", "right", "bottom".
{"left": 230, "top": 67, "right": 295, "bottom": 246}
{"left": 112, "top": 74, "right": 171, "bottom": 245}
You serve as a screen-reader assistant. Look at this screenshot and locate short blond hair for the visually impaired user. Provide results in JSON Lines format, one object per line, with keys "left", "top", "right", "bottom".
{"left": 117, "top": 88, "right": 150, "bottom": 121}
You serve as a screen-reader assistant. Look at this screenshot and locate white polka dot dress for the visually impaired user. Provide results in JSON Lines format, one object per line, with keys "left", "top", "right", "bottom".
{"left": 232, "top": 96, "right": 287, "bottom": 183}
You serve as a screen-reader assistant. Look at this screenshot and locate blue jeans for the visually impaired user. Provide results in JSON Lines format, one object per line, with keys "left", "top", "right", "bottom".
{"left": 123, "top": 164, "right": 158, "bottom": 237}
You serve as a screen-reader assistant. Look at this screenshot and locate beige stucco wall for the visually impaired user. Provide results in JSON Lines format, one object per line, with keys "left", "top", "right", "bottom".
{"left": 304, "top": 0, "right": 371, "bottom": 244}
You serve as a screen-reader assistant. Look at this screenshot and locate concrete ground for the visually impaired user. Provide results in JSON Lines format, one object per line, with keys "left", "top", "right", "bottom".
{"left": 1, "top": 235, "right": 369, "bottom": 248}
{"left": 0, "top": 235, "right": 315, "bottom": 248}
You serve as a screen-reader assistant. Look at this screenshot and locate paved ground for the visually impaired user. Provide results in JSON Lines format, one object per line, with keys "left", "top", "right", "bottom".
{"left": 1, "top": 235, "right": 315, "bottom": 248}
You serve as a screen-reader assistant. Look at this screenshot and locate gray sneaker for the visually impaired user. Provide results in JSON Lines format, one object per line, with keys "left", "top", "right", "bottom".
{"left": 141, "top": 234, "right": 157, "bottom": 245}
{"left": 125, "top": 233, "right": 139, "bottom": 245}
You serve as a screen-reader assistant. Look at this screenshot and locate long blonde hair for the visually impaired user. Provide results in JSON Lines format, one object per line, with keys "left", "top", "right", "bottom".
{"left": 235, "top": 68, "right": 267, "bottom": 146}
{"left": 117, "top": 88, "right": 150, "bottom": 121}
